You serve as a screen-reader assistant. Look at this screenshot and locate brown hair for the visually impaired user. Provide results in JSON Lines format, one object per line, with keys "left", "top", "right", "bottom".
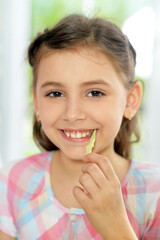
{"left": 28, "top": 14, "right": 140, "bottom": 159}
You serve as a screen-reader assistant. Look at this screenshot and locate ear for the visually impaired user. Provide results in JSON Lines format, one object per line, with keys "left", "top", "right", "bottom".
{"left": 32, "top": 88, "right": 40, "bottom": 122}
{"left": 124, "top": 81, "right": 142, "bottom": 120}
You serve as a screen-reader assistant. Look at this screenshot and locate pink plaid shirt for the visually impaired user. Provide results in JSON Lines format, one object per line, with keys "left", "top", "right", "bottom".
{"left": 0, "top": 151, "right": 160, "bottom": 239}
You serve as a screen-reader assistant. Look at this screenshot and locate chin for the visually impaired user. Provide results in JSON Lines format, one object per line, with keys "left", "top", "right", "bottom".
{"left": 63, "top": 148, "right": 86, "bottom": 161}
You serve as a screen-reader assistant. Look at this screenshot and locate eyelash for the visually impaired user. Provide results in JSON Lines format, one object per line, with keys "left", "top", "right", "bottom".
{"left": 45, "top": 90, "right": 105, "bottom": 98}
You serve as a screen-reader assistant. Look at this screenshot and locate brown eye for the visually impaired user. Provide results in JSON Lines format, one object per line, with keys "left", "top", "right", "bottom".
{"left": 46, "top": 91, "right": 64, "bottom": 97}
{"left": 88, "top": 90, "right": 105, "bottom": 97}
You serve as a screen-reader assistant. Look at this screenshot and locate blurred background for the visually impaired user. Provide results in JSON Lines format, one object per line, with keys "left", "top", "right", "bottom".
{"left": 0, "top": 0, "right": 160, "bottom": 166}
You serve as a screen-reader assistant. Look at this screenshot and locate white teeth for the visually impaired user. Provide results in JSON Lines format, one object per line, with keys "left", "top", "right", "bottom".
{"left": 65, "top": 132, "right": 70, "bottom": 137}
{"left": 71, "top": 133, "right": 76, "bottom": 138}
{"left": 82, "top": 132, "right": 86, "bottom": 137}
{"left": 76, "top": 132, "right": 82, "bottom": 138}
{"left": 63, "top": 130, "right": 93, "bottom": 138}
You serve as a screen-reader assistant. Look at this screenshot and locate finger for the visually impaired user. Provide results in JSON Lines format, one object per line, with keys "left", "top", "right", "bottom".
{"left": 73, "top": 186, "right": 91, "bottom": 210}
{"left": 79, "top": 173, "right": 99, "bottom": 197}
{"left": 83, "top": 153, "right": 119, "bottom": 182}
{"left": 82, "top": 163, "right": 107, "bottom": 189}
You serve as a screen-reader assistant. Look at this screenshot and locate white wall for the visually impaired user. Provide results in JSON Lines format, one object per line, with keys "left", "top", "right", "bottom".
{"left": 146, "top": 0, "right": 160, "bottom": 164}
{"left": 0, "top": 0, "right": 31, "bottom": 163}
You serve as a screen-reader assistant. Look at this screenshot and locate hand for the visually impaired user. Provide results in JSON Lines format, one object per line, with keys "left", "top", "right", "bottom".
{"left": 73, "top": 153, "right": 137, "bottom": 240}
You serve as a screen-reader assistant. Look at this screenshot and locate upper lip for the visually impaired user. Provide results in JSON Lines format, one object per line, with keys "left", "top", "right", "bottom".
{"left": 61, "top": 129, "right": 94, "bottom": 133}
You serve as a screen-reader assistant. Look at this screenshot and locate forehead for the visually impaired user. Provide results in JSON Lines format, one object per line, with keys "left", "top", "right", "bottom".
{"left": 38, "top": 46, "right": 112, "bottom": 66}
{"left": 36, "top": 46, "right": 122, "bottom": 87}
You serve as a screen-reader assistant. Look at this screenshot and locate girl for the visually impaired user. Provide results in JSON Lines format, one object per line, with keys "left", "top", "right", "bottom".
{"left": 0, "top": 14, "right": 160, "bottom": 240}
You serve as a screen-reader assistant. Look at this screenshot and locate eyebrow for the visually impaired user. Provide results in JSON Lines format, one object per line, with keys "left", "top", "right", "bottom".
{"left": 41, "top": 79, "right": 111, "bottom": 89}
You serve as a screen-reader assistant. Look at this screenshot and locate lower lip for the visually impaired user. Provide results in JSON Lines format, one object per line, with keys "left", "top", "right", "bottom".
{"left": 59, "top": 130, "right": 93, "bottom": 142}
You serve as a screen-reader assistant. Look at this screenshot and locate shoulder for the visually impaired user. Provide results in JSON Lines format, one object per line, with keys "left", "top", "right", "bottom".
{"left": 0, "top": 151, "right": 51, "bottom": 177}
{"left": 132, "top": 161, "right": 160, "bottom": 236}
{"left": 124, "top": 159, "right": 160, "bottom": 206}
{"left": 0, "top": 151, "right": 52, "bottom": 198}
{"left": 126, "top": 159, "right": 160, "bottom": 215}
{"left": 132, "top": 160, "right": 160, "bottom": 190}
{"left": 125, "top": 159, "right": 160, "bottom": 195}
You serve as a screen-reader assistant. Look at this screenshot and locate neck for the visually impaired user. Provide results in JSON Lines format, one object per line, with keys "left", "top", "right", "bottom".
{"left": 52, "top": 150, "right": 85, "bottom": 180}
{"left": 51, "top": 148, "right": 130, "bottom": 183}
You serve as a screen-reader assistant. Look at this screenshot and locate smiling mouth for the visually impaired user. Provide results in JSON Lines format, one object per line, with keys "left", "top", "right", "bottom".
{"left": 61, "top": 129, "right": 94, "bottom": 139}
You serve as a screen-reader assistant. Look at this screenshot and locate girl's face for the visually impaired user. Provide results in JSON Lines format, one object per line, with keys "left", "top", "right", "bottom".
{"left": 33, "top": 47, "right": 129, "bottom": 160}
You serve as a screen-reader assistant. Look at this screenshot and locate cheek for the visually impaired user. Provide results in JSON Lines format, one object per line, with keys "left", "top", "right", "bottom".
{"left": 99, "top": 115, "right": 123, "bottom": 148}
{"left": 38, "top": 101, "right": 62, "bottom": 126}
{"left": 101, "top": 113, "right": 123, "bottom": 132}
{"left": 92, "top": 100, "right": 124, "bottom": 134}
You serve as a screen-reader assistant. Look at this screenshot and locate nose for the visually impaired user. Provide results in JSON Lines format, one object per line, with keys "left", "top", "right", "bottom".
{"left": 62, "top": 96, "right": 86, "bottom": 122}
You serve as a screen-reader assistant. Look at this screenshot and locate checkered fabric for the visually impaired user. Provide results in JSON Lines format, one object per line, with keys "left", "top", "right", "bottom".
{"left": 0, "top": 151, "right": 160, "bottom": 239}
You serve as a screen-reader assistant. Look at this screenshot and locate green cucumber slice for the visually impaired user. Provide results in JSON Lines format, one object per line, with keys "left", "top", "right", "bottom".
{"left": 85, "top": 129, "right": 96, "bottom": 154}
